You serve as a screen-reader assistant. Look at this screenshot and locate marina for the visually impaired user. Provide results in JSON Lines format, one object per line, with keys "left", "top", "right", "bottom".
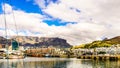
{"left": 0, "top": 0, "right": 120, "bottom": 68}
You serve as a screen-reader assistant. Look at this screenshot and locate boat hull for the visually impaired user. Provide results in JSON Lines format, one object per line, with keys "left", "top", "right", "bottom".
{"left": 8, "top": 55, "right": 25, "bottom": 59}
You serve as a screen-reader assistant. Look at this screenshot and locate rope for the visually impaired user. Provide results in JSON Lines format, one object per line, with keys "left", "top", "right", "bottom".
{"left": 9, "top": 0, "right": 20, "bottom": 50}
{"left": 3, "top": 0, "right": 9, "bottom": 58}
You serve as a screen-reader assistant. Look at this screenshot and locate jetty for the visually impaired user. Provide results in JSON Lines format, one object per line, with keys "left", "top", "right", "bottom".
{"left": 77, "top": 55, "right": 120, "bottom": 60}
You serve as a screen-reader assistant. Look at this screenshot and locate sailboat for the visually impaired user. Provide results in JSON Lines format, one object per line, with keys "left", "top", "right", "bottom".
{"left": 1, "top": 0, "right": 25, "bottom": 59}
{"left": 7, "top": 39, "right": 25, "bottom": 59}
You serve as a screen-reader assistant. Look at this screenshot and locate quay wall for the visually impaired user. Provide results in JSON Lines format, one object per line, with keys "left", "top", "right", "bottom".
{"left": 77, "top": 55, "right": 120, "bottom": 60}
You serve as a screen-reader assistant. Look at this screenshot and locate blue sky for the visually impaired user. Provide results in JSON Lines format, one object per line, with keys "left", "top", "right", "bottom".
{"left": 0, "top": 0, "right": 68, "bottom": 26}
{"left": 0, "top": 0, "right": 120, "bottom": 45}
{"left": 0, "top": 0, "right": 41, "bottom": 13}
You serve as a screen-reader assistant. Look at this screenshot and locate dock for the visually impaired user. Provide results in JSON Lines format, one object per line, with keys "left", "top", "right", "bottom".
{"left": 77, "top": 55, "right": 120, "bottom": 60}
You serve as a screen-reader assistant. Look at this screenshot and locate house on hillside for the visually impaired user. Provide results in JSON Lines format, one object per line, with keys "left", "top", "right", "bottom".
{"left": 73, "top": 44, "right": 120, "bottom": 56}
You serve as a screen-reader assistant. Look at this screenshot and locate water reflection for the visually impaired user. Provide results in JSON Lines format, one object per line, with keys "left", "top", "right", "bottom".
{"left": 80, "top": 60, "right": 120, "bottom": 68}
{"left": 24, "top": 60, "right": 68, "bottom": 68}
{"left": 0, "top": 57, "right": 120, "bottom": 68}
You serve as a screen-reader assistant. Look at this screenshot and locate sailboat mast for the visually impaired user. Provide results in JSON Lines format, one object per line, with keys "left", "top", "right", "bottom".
{"left": 2, "top": 0, "right": 25, "bottom": 59}
{"left": 9, "top": 0, "right": 20, "bottom": 49}
{"left": 3, "top": 0, "right": 9, "bottom": 58}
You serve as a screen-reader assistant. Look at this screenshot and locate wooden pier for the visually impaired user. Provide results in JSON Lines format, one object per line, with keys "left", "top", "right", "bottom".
{"left": 77, "top": 55, "right": 120, "bottom": 60}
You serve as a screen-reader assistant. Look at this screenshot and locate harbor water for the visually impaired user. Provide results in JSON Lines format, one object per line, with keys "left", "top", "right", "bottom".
{"left": 0, "top": 57, "right": 120, "bottom": 68}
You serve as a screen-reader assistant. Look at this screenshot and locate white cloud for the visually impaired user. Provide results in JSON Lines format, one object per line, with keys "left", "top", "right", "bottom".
{"left": 32, "top": 0, "right": 120, "bottom": 45}
{"left": 2, "top": 3, "right": 12, "bottom": 14}
{"left": 1, "top": 0, "right": 120, "bottom": 46}
{"left": 34, "top": 0, "right": 46, "bottom": 9}
{"left": 0, "top": 4, "right": 48, "bottom": 37}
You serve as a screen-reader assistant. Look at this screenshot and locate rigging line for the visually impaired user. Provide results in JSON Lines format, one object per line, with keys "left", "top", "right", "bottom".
{"left": 0, "top": 13, "right": 4, "bottom": 33}
{"left": 3, "top": 0, "right": 9, "bottom": 58}
{"left": 10, "top": 1, "right": 19, "bottom": 37}
{"left": 10, "top": 0, "right": 27, "bottom": 60}
{"left": 9, "top": 0, "right": 20, "bottom": 48}
{"left": 3, "top": 1, "right": 10, "bottom": 68}
{"left": 9, "top": 0, "right": 26, "bottom": 64}
{"left": 9, "top": 0, "right": 22, "bottom": 61}
{"left": 3, "top": 0, "right": 8, "bottom": 41}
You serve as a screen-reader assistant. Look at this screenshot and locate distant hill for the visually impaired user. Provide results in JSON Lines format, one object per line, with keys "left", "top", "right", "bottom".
{"left": 104, "top": 36, "right": 120, "bottom": 44}
{"left": 73, "top": 36, "right": 120, "bottom": 49}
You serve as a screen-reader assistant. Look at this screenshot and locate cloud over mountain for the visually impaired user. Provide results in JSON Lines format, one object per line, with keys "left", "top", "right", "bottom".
{"left": 0, "top": 0, "right": 120, "bottom": 45}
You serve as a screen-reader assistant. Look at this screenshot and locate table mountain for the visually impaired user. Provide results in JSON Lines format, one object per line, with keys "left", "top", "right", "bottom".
{"left": 0, "top": 36, "right": 11, "bottom": 48}
{"left": 12, "top": 36, "right": 71, "bottom": 48}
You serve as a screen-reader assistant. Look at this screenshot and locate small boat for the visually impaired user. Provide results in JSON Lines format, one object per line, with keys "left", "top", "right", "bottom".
{"left": 6, "top": 40, "right": 24, "bottom": 59}
{"left": 7, "top": 50, "right": 25, "bottom": 59}
{"left": 6, "top": 40, "right": 25, "bottom": 59}
{"left": 45, "top": 54, "right": 51, "bottom": 57}
{"left": 0, "top": 48, "right": 25, "bottom": 59}
{"left": 0, "top": 49, "right": 7, "bottom": 59}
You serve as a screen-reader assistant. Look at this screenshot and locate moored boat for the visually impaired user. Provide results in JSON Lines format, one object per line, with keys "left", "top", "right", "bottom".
{"left": 1, "top": 0, "right": 25, "bottom": 59}
{"left": 0, "top": 49, "right": 7, "bottom": 59}
{"left": 7, "top": 50, "right": 25, "bottom": 59}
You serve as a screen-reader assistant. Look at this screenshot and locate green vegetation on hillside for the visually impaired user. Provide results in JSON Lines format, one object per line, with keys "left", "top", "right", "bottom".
{"left": 84, "top": 40, "right": 112, "bottom": 48}
{"left": 72, "top": 44, "right": 85, "bottom": 49}
{"left": 73, "top": 36, "right": 120, "bottom": 49}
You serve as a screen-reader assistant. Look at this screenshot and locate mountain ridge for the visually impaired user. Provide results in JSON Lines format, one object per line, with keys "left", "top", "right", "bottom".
{"left": 0, "top": 36, "right": 71, "bottom": 48}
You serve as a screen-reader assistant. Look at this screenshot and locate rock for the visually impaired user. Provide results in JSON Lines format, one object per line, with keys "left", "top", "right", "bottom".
{"left": 12, "top": 36, "right": 71, "bottom": 48}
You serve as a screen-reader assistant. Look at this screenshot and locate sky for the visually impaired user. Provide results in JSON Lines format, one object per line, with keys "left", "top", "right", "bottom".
{"left": 0, "top": 0, "right": 120, "bottom": 45}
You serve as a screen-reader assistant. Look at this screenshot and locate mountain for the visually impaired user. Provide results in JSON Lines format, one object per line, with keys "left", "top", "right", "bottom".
{"left": 0, "top": 37, "right": 11, "bottom": 48}
{"left": 0, "top": 36, "right": 71, "bottom": 48}
{"left": 11, "top": 36, "right": 71, "bottom": 48}
{"left": 73, "top": 36, "right": 120, "bottom": 49}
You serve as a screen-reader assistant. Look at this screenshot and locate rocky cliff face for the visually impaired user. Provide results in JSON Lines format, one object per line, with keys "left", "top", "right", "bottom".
{"left": 11, "top": 36, "right": 71, "bottom": 48}
{"left": 35, "top": 37, "right": 71, "bottom": 48}
{"left": 0, "top": 37, "right": 11, "bottom": 48}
